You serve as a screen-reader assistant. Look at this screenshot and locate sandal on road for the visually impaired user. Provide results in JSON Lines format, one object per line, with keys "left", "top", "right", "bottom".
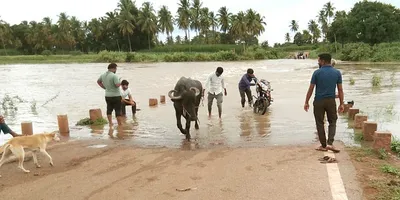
{"left": 326, "top": 145, "right": 340, "bottom": 153}
{"left": 318, "top": 156, "right": 331, "bottom": 161}
{"left": 320, "top": 157, "right": 338, "bottom": 164}
{"left": 315, "top": 146, "right": 328, "bottom": 151}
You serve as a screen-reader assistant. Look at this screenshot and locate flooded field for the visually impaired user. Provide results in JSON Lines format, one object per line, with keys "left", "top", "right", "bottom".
{"left": 0, "top": 60, "right": 399, "bottom": 148}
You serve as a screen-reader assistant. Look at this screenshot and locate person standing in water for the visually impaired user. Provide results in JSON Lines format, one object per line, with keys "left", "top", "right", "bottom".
{"left": 238, "top": 68, "right": 257, "bottom": 108}
{"left": 203, "top": 67, "right": 227, "bottom": 119}
{"left": 97, "top": 63, "right": 123, "bottom": 128}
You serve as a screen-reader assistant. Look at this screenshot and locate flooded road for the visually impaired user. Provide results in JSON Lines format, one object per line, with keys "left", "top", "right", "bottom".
{"left": 0, "top": 60, "right": 399, "bottom": 148}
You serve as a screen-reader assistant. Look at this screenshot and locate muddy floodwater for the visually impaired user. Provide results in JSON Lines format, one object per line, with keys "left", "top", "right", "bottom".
{"left": 0, "top": 60, "right": 399, "bottom": 148}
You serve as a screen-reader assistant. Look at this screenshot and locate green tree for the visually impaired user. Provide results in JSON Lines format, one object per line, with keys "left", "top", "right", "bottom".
{"left": 217, "top": 6, "right": 231, "bottom": 34}
{"left": 137, "top": 2, "right": 158, "bottom": 50}
{"left": 158, "top": 6, "right": 174, "bottom": 42}
{"left": 116, "top": 0, "right": 135, "bottom": 52}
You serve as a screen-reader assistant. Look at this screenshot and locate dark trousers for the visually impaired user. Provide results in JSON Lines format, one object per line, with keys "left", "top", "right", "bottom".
{"left": 105, "top": 96, "right": 122, "bottom": 117}
{"left": 239, "top": 88, "right": 253, "bottom": 107}
{"left": 0, "top": 123, "right": 12, "bottom": 135}
{"left": 121, "top": 100, "right": 137, "bottom": 116}
{"left": 313, "top": 98, "right": 338, "bottom": 147}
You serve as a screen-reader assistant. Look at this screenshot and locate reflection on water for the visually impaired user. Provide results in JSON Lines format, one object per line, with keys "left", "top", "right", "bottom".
{"left": 0, "top": 60, "right": 399, "bottom": 148}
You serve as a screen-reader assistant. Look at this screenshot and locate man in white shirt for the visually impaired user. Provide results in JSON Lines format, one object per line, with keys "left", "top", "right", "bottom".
{"left": 202, "top": 67, "right": 227, "bottom": 119}
{"left": 120, "top": 80, "right": 136, "bottom": 119}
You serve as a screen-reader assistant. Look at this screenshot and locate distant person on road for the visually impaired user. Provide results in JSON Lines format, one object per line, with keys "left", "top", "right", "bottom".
{"left": 97, "top": 63, "right": 123, "bottom": 128}
{"left": 120, "top": 80, "right": 137, "bottom": 119}
{"left": 238, "top": 68, "right": 257, "bottom": 108}
{"left": 203, "top": 67, "right": 227, "bottom": 119}
{"left": 0, "top": 115, "right": 22, "bottom": 137}
{"left": 304, "top": 53, "right": 344, "bottom": 153}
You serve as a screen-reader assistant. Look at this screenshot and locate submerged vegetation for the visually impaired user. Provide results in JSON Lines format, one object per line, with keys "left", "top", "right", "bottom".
{"left": 76, "top": 117, "right": 108, "bottom": 126}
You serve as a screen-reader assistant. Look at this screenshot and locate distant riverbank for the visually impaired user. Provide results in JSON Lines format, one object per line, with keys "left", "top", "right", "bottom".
{"left": 2, "top": 49, "right": 400, "bottom": 65}
{"left": 0, "top": 50, "right": 291, "bottom": 64}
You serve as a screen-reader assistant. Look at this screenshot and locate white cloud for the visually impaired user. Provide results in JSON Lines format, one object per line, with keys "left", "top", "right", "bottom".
{"left": 1, "top": 0, "right": 399, "bottom": 45}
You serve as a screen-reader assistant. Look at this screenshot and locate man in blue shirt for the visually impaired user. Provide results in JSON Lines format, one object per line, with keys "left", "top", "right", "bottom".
{"left": 304, "top": 53, "right": 344, "bottom": 153}
{"left": 238, "top": 68, "right": 257, "bottom": 108}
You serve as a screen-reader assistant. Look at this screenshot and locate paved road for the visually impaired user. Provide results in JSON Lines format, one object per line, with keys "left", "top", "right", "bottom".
{"left": 0, "top": 140, "right": 362, "bottom": 200}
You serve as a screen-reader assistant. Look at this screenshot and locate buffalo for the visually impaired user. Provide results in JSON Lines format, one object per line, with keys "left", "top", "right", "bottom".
{"left": 168, "top": 77, "right": 203, "bottom": 140}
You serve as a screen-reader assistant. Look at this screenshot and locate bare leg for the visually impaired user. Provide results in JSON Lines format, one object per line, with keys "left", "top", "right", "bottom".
{"left": 107, "top": 115, "right": 113, "bottom": 128}
{"left": 216, "top": 93, "right": 223, "bottom": 119}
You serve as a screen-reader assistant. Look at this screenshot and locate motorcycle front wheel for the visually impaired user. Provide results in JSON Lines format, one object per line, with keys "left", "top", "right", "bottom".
{"left": 253, "top": 99, "right": 268, "bottom": 115}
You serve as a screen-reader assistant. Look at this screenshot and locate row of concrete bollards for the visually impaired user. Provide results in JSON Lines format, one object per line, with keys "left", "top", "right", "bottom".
{"left": 20, "top": 114, "right": 70, "bottom": 137}
{"left": 19, "top": 95, "right": 168, "bottom": 137}
{"left": 149, "top": 95, "right": 166, "bottom": 106}
{"left": 345, "top": 104, "right": 392, "bottom": 152}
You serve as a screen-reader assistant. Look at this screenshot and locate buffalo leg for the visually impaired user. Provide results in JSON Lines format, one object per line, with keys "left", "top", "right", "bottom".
{"left": 194, "top": 107, "right": 199, "bottom": 130}
{"left": 175, "top": 110, "right": 186, "bottom": 135}
{"left": 185, "top": 119, "right": 191, "bottom": 140}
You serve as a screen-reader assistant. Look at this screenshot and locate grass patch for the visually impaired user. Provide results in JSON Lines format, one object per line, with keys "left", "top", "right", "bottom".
{"left": 381, "top": 164, "right": 400, "bottom": 176}
{"left": 354, "top": 130, "right": 364, "bottom": 143}
{"left": 349, "top": 77, "right": 355, "bottom": 85}
{"left": 76, "top": 117, "right": 108, "bottom": 126}
{"left": 348, "top": 145, "right": 400, "bottom": 199}
{"left": 372, "top": 74, "right": 382, "bottom": 87}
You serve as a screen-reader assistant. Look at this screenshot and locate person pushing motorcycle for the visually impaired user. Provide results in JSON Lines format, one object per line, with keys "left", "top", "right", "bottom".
{"left": 238, "top": 68, "right": 258, "bottom": 107}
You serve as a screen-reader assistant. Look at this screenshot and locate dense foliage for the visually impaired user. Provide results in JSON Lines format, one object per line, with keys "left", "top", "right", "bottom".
{"left": 0, "top": 0, "right": 266, "bottom": 55}
{"left": 1, "top": 0, "right": 400, "bottom": 63}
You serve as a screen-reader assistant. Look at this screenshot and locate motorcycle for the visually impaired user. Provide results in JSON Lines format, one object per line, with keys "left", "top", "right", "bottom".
{"left": 252, "top": 79, "right": 273, "bottom": 115}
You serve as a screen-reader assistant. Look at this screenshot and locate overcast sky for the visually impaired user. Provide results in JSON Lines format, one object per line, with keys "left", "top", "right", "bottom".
{"left": 1, "top": 0, "right": 399, "bottom": 44}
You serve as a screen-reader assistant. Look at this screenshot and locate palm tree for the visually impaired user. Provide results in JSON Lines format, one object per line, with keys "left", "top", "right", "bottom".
{"left": 158, "top": 6, "right": 174, "bottom": 42}
{"left": 177, "top": 0, "right": 191, "bottom": 42}
{"left": 190, "top": 0, "right": 202, "bottom": 36}
{"left": 116, "top": 0, "right": 135, "bottom": 51}
{"left": 323, "top": 2, "right": 335, "bottom": 24}
{"left": 231, "top": 11, "right": 247, "bottom": 43}
{"left": 308, "top": 20, "right": 320, "bottom": 43}
{"left": 0, "top": 19, "right": 12, "bottom": 55}
{"left": 285, "top": 33, "right": 290, "bottom": 43}
{"left": 57, "top": 12, "right": 75, "bottom": 50}
{"left": 105, "top": 12, "right": 121, "bottom": 51}
{"left": 217, "top": 6, "right": 231, "bottom": 34}
{"left": 317, "top": 9, "right": 328, "bottom": 41}
{"left": 199, "top": 8, "right": 210, "bottom": 43}
{"left": 137, "top": 2, "right": 158, "bottom": 50}
{"left": 255, "top": 13, "right": 266, "bottom": 36}
{"left": 208, "top": 11, "right": 218, "bottom": 43}
{"left": 246, "top": 9, "right": 258, "bottom": 38}
{"left": 289, "top": 20, "right": 299, "bottom": 33}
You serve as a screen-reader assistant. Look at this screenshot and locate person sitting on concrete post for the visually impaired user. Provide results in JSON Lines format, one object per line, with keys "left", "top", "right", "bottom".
{"left": 120, "top": 80, "right": 137, "bottom": 119}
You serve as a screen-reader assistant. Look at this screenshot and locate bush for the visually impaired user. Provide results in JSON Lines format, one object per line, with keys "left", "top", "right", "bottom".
{"left": 41, "top": 50, "right": 52, "bottom": 56}
{"left": 214, "top": 51, "right": 238, "bottom": 61}
{"left": 339, "top": 43, "right": 373, "bottom": 61}
{"left": 141, "top": 44, "right": 243, "bottom": 53}
{"left": 69, "top": 51, "right": 83, "bottom": 56}
{"left": 96, "top": 50, "right": 126, "bottom": 62}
